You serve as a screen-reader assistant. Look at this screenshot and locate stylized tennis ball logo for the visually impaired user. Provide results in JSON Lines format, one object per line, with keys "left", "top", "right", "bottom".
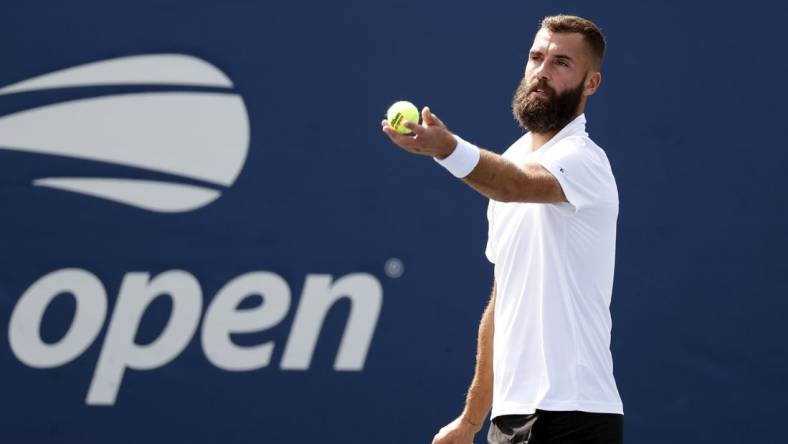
{"left": 0, "top": 54, "right": 250, "bottom": 213}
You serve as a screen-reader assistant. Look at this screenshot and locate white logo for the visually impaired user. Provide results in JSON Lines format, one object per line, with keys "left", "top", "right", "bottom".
{"left": 0, "top": 54, "right": 250, "bottom": 212}
{"left": 9, "top": 268, "right": 383, "bottom": 405}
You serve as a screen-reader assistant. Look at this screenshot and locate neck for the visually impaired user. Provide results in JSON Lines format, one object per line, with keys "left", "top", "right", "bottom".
{"left": 528, "top": 109, "right": 584, "bottom": 152}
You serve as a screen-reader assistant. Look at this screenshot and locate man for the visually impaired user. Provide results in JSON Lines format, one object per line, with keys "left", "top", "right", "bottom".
{"left": 381, "top": 15, "right": 623, "bottom": 444}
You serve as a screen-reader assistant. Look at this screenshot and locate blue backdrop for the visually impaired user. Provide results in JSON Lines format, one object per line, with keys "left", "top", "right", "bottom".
{"left": 1, "top": 1, "right": 786, "bottom": 443}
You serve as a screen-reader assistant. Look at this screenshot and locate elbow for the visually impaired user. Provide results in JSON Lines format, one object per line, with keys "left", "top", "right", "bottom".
{"left": 494, "top": 192, "right": 514, "bottom": 203}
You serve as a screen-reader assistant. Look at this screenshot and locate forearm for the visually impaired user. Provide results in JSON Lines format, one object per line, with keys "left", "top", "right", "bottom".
{"left": 460, "top": 149, "right": 523, "bottom": 202}
{"left": 460, "top": 148, "right": 563, "bottom": 203}
{"left": 461, "top": 283, "right": 496, "bottom": 428}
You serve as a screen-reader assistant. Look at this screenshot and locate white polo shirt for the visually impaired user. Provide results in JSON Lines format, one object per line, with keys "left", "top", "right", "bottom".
{"left": 486, "top": 114, "right": 623, "bottom": 417}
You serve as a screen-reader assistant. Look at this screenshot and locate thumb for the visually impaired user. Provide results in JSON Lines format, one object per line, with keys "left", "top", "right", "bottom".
{"left": 422, "top": 106, "right": 445, "bottom": 127}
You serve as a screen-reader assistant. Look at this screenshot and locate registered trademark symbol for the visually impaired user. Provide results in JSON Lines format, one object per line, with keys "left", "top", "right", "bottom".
{"left": 384, "top": 258, "right": 404, "bottom": 278}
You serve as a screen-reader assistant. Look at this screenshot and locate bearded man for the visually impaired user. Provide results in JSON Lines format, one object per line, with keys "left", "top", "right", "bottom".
{"left": 381, "top": 14, "right": 624, "bottom": 444}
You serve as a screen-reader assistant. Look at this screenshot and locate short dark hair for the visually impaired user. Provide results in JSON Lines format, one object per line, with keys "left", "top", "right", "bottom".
{"left": 540, "top": 15, "right": 606, "bottom": 69}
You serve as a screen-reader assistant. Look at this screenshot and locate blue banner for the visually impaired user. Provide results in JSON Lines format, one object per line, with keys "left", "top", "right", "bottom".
{"left": 1, "top": 1, "right": 786, "bottom": 443}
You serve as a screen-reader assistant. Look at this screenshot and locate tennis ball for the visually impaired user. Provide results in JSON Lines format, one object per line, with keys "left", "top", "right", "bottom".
{"left": 386, "top": 101, "right": 420, "bottom": 134}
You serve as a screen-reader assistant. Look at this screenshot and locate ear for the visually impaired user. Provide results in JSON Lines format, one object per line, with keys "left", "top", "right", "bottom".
{"left": 584, "top": 71, "right": 602, "bottom": 97}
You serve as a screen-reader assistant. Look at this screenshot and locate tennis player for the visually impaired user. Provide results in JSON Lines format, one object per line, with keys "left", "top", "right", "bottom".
{"left": 382, "top": 15, "right": 623, "bottom": 444}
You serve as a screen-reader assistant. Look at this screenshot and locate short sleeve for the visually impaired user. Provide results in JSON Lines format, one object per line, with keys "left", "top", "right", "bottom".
{"left": 537, "top": 137, "right": 613, "bottom": 213}
{"left": 484, "top": 199, "right": 496, "bottom": 263}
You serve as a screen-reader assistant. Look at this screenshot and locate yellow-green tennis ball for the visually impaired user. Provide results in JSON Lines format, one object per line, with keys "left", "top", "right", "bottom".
{"left": 387, "top": 101, "right": 420, "bottom": 134}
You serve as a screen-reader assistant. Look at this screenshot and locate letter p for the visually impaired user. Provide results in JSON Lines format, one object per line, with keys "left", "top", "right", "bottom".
{"left": 86, "top": 271, "right": 202, "bottom": 405}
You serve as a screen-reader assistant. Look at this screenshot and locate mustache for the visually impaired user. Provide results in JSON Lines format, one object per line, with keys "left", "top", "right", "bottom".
{"left": 526, "top": 79, "right": 556, "bottom": 97}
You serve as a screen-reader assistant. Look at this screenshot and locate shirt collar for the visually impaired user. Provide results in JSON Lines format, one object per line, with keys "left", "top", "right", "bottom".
{"left": 562, "top": 113, "right": 587, "bottom": 137}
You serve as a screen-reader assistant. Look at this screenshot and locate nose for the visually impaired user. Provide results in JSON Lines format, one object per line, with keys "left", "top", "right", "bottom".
{"left": 533, "top": 61, "right": 550, "bottom": 81}
{"left": 534, "top": 63, "right": 550, "bottom": 80}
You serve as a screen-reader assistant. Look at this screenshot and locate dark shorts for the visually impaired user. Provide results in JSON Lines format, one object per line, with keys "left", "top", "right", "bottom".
{"left": 487, "top": 410, "right": 623, "bottom": 444}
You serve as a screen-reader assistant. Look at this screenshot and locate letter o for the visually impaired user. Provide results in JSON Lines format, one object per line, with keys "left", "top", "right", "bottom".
{"left": 8, "top": 268, "right": 107, "bottom": 368}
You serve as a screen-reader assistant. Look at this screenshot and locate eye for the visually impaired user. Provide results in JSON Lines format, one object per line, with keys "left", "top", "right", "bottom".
{"left": 557, "top": 59, "right": 569, "bottom": 67}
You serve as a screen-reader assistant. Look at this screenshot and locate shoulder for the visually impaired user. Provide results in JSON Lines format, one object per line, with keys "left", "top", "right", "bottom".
{"left": 550, "top": 135, "right": 611, "bottom": 171}
{"left": 540, "top": 134, "right": 618, "bottom": 206}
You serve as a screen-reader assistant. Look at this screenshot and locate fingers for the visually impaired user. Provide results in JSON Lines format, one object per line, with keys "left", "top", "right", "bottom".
{"left": 382, "top": 118, "right": 422, "bottom": 135}
{"left": 382, "top": 117, "right": 424, "bottom": 138}
{"left": 404, "top": 120, "right": 426, "bottom": 135}
{"left": 381, "top": 124, "right": 407, "bottom": 141}
{"left": 381, "top": 122, "right": 419, "bottom": 149}
{"left": 380, "top": 119, "right": 424, "bottom": 139}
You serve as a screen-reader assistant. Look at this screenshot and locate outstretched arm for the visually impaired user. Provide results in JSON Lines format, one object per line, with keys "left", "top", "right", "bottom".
{"left": 381, "top": 107, "right": 566, "bottom": 204}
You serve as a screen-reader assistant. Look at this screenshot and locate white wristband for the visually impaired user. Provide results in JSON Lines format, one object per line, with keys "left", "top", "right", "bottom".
{"left": 434, "top": 135, "right": 481, "bottom": 178}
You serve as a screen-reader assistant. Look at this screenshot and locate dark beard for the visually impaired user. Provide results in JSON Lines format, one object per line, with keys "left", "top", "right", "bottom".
{"left": 511, "top": 76, "right": 585, "bottom": 133}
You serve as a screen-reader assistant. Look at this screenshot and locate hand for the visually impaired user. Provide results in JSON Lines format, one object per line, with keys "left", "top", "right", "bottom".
{"left": 381, "top": 106, "right": 458, "bottom": 159}
{"left": 431, "top": 415, "right": 481, "bottom": 444}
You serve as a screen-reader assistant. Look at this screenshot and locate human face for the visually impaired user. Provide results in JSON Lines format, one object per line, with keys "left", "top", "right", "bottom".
{"left": 512, "top": 29, "right": 600, "bottom": 133}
